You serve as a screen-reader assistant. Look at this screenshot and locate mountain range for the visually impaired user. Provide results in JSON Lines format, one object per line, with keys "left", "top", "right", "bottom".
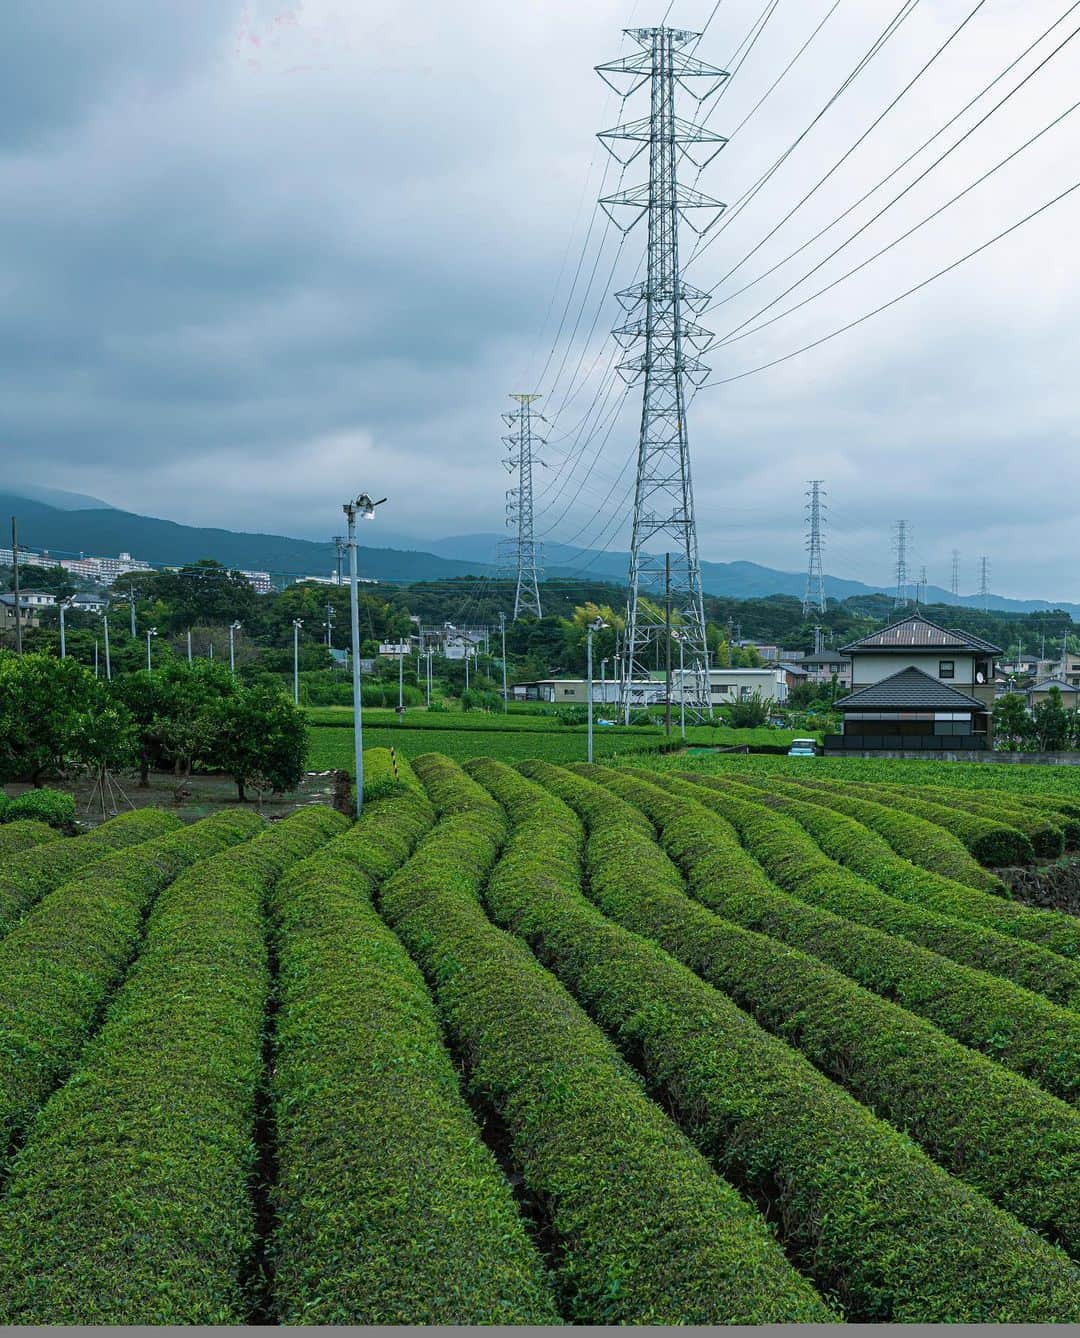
{"left": 4, "top": 488, "right": 1080, "bottom": 619}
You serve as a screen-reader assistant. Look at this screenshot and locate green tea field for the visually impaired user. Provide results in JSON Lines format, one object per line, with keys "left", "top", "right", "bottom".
{"left": 0, "top": 748, "right": 1079, "bottom": 1323}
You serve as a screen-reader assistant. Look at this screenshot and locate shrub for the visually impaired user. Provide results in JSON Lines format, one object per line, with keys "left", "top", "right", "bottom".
{"left": 503, "top": 761, "right": 1080, "bottom": 1320}
{"left": 634, "top": 771, "right": 1080, "bottom": 1104}
{"left": 0, "top": 821, "right": 60, "bottom": 859}
{"left": 269, "top": 788, "right": 559, "bottom": 1325}
{"left": 726, "top": 777, "right": 1080, "bottom": 961}
{"left": 0, "top": 806, "right": 346, "bottom": 1324}
{"left": 799, "top": 778, "right": 1035, "bottom": 867}
{"left": 521, "top": 763, "right": 1080, "bottom": 1258}
{"left": 0, "top": 808, "right": 264, "bottom": 1157}
{"left": 361, "top": 745, "right": 424, "bottom": 802}
{"left": 4, "top": 789, "right": 75, "bottom": 831}
{"left": 865, "top": 782, "right": 1066, "bottom": 859}
{"left": 384, "top": 754, "right": 833, "bottom": 1325}
{"left": 0, "top": 808, "right": 184, "bottom": 941}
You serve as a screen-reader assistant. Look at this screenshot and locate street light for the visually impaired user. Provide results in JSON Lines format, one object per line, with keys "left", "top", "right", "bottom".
{"left": 292, "top": 619, "right": 303, "bottom": 705}
{"left": 146, "top": 626, "right": 158, "bottom": 677}
{"left": 587, "top": 616, "right": 609, "bottom": 764}
{"left": 343, "top": 491, "right": 387, "bottom": 818}
{"left": 229, "top": 620, "right": 242, "bottom": 673}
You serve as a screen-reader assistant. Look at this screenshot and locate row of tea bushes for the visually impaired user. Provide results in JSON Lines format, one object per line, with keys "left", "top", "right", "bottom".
{"left": 0, "top": 806, "right": 345, "bottom": 1324}
{"left": 545, "top": 764, "right": 1080, "bottom": 1257}
{"left": 0, "top": 809, "right": 263, "bottom": 1157}
{"left": 0, "top": 821, "right": 59, "bottom": 859}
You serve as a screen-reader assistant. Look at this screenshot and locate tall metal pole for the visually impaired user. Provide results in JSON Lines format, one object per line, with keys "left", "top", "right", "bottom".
{"left": 10, "top": 517, "right": 21, "bottom": 655}
{"left": 679, "top": 633, "right": 686, "bottom": 739}
{"left": 146, "top": 628, "right": 155, "bottom": 676}
{"left": 598, "top": 27, "right": 725, "bottom": 724}
{"left": 426, "top": 649, "right": 432, "bottom": 707}
{"left": 59, "top": 600, "right": 67, "bottom": 659}
{"left": 347, "top": 513, "right": 364, "bottom": 816}
{"left": 464, "top": 641, "right": 470, "bottom": 694}
{"left": 129, "top": 591, "right": 137, "bottom": 638}
{"left": 500, "top": 395, "right": 545, "bottom": 619}
{"left": 292, "top": 619, "right": 302, "bottom": 706}
{"left": 587, "top": 623, "right": 595, "bottom": 765}
{"left": 187, "top": 628, "right": 193, "bottom": 662}
{"left": 398, "top": 644, "right": 404, "bottom": 711}
{"left": 103, "top": 614, "right": 111, "bottom": 681}
{"left": 802, "top": 481, "right": 827, "bottom": 615}
{"left": 499, "top": 611, "right": 508, "bottom": 710}
{"left": 601, "top": 657, "right": 607, "bottom": 710}
{"left": 664, "top": 552, "right": 672, "bottom": 739}
{"left": 94, "top": 639, "right": 99, "bottom": 678}
{"left": 229, "top": 622, "right": 236, "bottom": 673}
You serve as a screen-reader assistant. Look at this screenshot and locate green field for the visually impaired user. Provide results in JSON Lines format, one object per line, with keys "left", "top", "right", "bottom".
{"left": 1, "top": 748, "right": 1079, "bottom": 1322}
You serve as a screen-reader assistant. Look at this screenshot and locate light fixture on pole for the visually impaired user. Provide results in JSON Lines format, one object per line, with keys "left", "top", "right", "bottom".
{"left": 587, "top": 616, "right": 609, "bottom": 764}
{"left": 292, "top": 619, "right": 303, "bottom": 705}
{"left": 146, "top": 626, "right": 158, "bottom": 677}
{"left": 342, "top": 492, "right": 386, "bottom": 818}
{"left": 229, "top": 620, "right": 242, "bottom": 673}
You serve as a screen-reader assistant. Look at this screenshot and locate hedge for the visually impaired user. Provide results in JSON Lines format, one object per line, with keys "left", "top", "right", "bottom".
{"left": 2, "top": 788, "right": 75, "bottom": 831}
{"left": 503, "top": 761, "right": 1080, "bottom": 1320}
{"left": 667, "top": 773, "right": 1080, "bottom": 1011}
{"left": 361, "top": 744, "right": 426, "bottom": 802}
{"left": 0, "top": 808, "right": 264, "bottom": 1159}
{"left": 794, "top": 777, "right": 1035, "bottom": 866}
{"left": 721, "top": 776, "right": 1080, "bottom": 961}
{"left": 650, "top": 772, "right": 1080, "bottom": 1103}
{"left": 860, "top": 782, "right": 1066, "bottom": 859}
{"left": 269, "top": 782, "right": 559, "bottom": 1324}
{"left": 0, "top": 821, "right": 60, "bottom": 859}
{"left": 383, "top": 754, "right": 833, "bottom": 1324}
{"left": 758, "top": 773, "right": 1004, "bottom": 892}
{"left": 523, "top": 762, "right": 1080, "bottom": 1257}
{"left": 0, "top": 807, "right": 184, "bottom": 941}
{"left": 0, "top": 805, "right": 346, "bottom": 1325}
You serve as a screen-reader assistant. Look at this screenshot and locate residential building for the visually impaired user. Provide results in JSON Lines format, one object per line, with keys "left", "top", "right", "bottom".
{"left": 70, "top": 592, "right": 108, "bottom": 615}
{"left": 830, "top": 615, "right": 1002, "bottom": 751}
{"left": 0, "top": 594, "right": 41, "bottom": 631}
{"left": 238, "top": 569, "right": 273, "bottom": 595}
{"left": 16, "top": 590, "right": 56, "bottom": 609}
{"left": 801, "top": 651, "right": 852, "bottom": 691}
{"left": 511, "top": 667, "right": 778, "bottom": 707}
{"left": 1026, "top": 678, "right": 1080, "bottom": 710}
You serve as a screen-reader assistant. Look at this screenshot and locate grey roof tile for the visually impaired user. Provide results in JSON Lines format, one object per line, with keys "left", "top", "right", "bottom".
{"left": 835, "top": 665, "right": 986, "bottom": 711}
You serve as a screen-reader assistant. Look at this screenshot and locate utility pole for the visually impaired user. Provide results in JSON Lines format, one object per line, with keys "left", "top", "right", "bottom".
{"left": 978, "top": 556, "right": 990, "bottom": 613}
{"left": 102, "top": 614, "right": 111, "bottom": 680}
{"left": 802, "top": 481, "right": 827, "bottom": 616}
{"left": 892, "top": 521, "right": 910, "bottom": 609}
{"left": 664, "top": 552, "right": 672, "bottom": 739}
{"left": 129, "top": 590, "right": 136, "bottom": 638}
{"left": 325, "top": 599, "right": 334, "bottom": 648}
{"left": 59, "top": 598, "right": 69, "bottom": 659}
{"left": 499, "top": 611, "right": 508, "bottom": 711}
{"left": 333, "top": 536, "right": 347, "bottom": 587}
{"left": 10, "top": 517, "right": 21, "bottom": 655}
{"left": 951, "top": 549, "right": 961, "bottom": 601}
{"left": 597, "top": 27, "right": 726, "bottom": 725}
{"left": 292, "top": 619, "right": 303, "bottom": 705}
{"left": 499, "top": 394, "right": 545, "bottom": 620}
{"left": 187, "top": 628, "right": 193, "bottom": 663}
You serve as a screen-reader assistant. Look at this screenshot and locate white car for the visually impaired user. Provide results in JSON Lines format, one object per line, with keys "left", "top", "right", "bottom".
{"left": 787, "top": 739, "right": 817, "bottom": 757}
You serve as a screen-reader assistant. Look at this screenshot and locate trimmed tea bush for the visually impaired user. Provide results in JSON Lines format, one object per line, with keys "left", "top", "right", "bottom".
{"left": 0, "top": 808, "right": 264, "bottom": 1156}
{"left": 525, "top": 763, "right": 1080, "bottom": 1257}
{"left": 384, "top": 754, "right": 834, "bottom": 1325}
{"left": 269, "top": 783, "right": 559, "bottom": 1325}
{"left": 0, "top": 807, "right": 184, "bottom": 941}
{"left": 0, "top": 821, "right": 60, "bottom": 859}
{"left": 0, "top": 806, "right": 345, "bottom": 1325}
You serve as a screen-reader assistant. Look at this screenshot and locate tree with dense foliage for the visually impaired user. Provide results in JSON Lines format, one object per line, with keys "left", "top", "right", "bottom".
{"left": 992, "top": 694, "right": 1032, "bottom": 752}
{"left": 210, "top": 684, "right": 306, "bottom": 801}
{"left": 1032, "top": 685, "right": 1070, "bottom": 752}
{"left": 0, "top": 653, "right": 97, "bottom": 786}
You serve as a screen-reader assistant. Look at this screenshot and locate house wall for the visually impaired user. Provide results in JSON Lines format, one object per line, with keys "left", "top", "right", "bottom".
{"left": 851, "top": 652, "right": 977, "bottom": 687}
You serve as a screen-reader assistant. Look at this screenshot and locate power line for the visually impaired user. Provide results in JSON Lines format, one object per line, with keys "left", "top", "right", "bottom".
{"left": 708, "top": 0, "right": 1080, "bottom": 314}
{"left": 709, "top": 23, "right": 1080, "bottom": 348}
{"left": 698, "top": 172, "right": 1080, "bottom": 388}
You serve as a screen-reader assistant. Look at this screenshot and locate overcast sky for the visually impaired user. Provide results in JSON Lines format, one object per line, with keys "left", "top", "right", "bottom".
{"left": 4, "top": 0, "right": 1080, "bottom": 598}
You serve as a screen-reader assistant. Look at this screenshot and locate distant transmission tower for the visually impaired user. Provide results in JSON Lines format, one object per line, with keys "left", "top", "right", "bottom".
{"left": 951, "top": 548, "right": 960, "bottom": 601}
{"left": 596, "top": 26, "right": 728, "bottom": 721}
{"left": 892, "top": 521, "right": 910, "bottom": 608}
{"left": 978, "top": 555, "right": 991, "bottom": 613}
{"left": 802, "top": 481, "right": 827, "bottom": 616}
{"left": 917, "top": 565, "right": 927, "bottom": 606}
{"left": 499, "top": 393, "right": 545, "bottom": 620}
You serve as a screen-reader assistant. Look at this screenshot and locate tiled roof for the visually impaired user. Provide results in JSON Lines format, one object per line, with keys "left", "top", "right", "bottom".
{"left": 841, "top": 615, "right": 1002, "bottom": 654}
{"left": 1028, "top": 678, "right": 1080, "bottom": 694}
{"left": 835, "top": 666, "right": 986, "bottom": 711}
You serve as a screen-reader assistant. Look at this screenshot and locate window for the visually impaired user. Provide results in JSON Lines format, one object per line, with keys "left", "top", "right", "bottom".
{"left": 939, "top": 660, "right": 955, "bottom": 679}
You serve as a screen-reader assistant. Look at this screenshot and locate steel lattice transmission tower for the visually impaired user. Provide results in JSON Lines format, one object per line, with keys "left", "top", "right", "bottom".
{"left": 596, "top": 26, "right": 728, "bottom": 722}
{"left": 802, "top": 480, "right": 827, "bottom": 616}
{"left": 892, "top": 520, "right": 910, "bottom": 608}
{"left": 951, "top": 548, "right": 961, "bottom": 600}
{"left": 499, "top": 393, "right": 545, "bottom": 620}
{"left": 978, "top": 555, "right": 991, "bottom": 613}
